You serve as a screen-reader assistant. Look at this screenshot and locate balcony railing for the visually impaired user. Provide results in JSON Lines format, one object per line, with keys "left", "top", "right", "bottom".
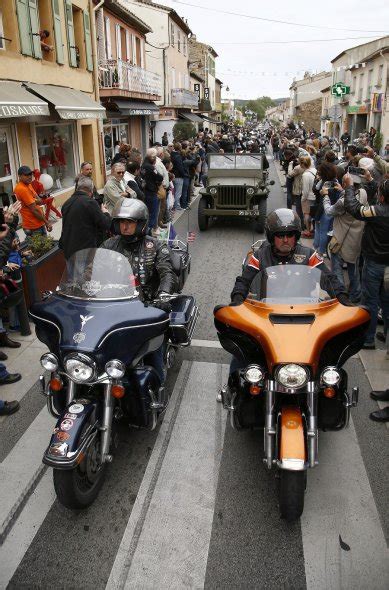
{"left": 171, "top": 88, "right": 199, "bottom": 108}
{"left": 99, "top": 59, "right": 161, "bottom": 97}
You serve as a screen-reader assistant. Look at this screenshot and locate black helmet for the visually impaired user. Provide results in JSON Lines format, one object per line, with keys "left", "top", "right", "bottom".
{"left": 265, "top": 208, "right": 302, "bottom": 243}
{"left": 112, "top": 198, "right": 149, "bottom": 243}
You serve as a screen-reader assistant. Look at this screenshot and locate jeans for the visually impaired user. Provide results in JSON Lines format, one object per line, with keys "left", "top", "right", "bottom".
{"left": 173, "top": 177, "right": 184, "bottom": 209}
{"left": 145, "top": 191, "right": 159, "bottom": 231}
{"left": 24, "top": 226, "right": 47, "bottom": 241}
{"left": 331, "top": 253, "right": 361, "bottom": 302}
{"left": 145, "top": 344, "right": 165, "bottom": 385}
{"left": 273, "top": 150, "right": 279, "bottom": 161}
{"left": 361, "top": 258, "right": 389, "bottom": 344}
{"left": 294, "top": 195, "right": 304, "bottom": 225}
{"left": 286, "top": 177, "right": 293, "bottom": 209}
{"left": 181, "top": 177, "right": 190, "bottom": 209}
{"left": 313, "top": 214, "right": 332, "bottom": 255}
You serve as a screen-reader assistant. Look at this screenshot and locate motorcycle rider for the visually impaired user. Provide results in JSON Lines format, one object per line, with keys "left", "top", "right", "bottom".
{"left": 102, "top": 199, "right": 178, "bottom": 385}
{"left": 230, "top": 208, "right": 351, "bottom": 306}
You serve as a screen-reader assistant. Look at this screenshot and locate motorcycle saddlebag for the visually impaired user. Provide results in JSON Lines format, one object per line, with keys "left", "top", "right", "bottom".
{"left": 169, "top": 295, "right": 198, "bottom": 346}
{"left": 170, "top": 247, "right": 191, "bottom": 292}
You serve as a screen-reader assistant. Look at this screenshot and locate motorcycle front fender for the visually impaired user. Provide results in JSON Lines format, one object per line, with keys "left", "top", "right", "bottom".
{"left": 278, "top": 406, "right": 306, "bottom": 471}
{"left": 43, "top": 400, "right": 99, "bottom": 470}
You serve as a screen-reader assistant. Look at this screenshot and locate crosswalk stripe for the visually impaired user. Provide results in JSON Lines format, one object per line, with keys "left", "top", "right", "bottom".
{"left": 107, "top": 361, "right": 229, "bottom": 589}
{"left": 301, "top": 417, "right": 389, "bottom": 589}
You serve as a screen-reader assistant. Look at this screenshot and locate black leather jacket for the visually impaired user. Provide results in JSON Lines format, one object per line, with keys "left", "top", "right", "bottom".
{"left": 231, "top": 242, "right": 346, "bottom": 302}
{"left": 102, "top": 235, "right": 178, "bottom": 301}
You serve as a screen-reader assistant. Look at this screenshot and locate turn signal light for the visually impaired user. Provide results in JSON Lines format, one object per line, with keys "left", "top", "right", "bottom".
{"left": 111, "top": 384, "right": 125, "bottom": 399}
{"left": 50, "top": 377, "right": 63, "bottom": 392}
{"left": 250, "top": 385, "right": 262, "bottom": 396}
{"left": 323, "top": 387, "right": 336, "bottom": 399}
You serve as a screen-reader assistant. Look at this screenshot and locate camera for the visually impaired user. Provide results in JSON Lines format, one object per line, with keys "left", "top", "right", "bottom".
{"left": 356, "top": 146, "right": 368, "bottom": 154}
{"left": 348, "top": 166, "right": 365, "bottom": 176}
{"left": 322, "top": 181, "right": 336, "bottom": 189}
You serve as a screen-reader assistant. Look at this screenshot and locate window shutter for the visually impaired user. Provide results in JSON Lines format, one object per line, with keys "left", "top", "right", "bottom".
{"left": 115, "top": 24, "right": 121, "bottom": 60}
{"left": 104, "top": 17, "right": 112, "bottom": 59}
{"left": 140, "top": 38, "right": 144, "bottom": 68}
{"left": 83, "top": 10, "right": 93, "bottom": 71}
{"left": 52, "top": 0, "right": 64, "bottom": 64}
{"left": 28, "top": 0, "right": 42, "bottom": 58}
{"left": 126, "top": 30, "right": 131, "bottom": 62}
{"left": 95, "top": 7, "right": 105, "bottom": 62}
{"left": 16, "top": 0, "right": 33, "bottom": 56}
{"left": 131, "top": 34, "right": 136, "bottom": 64}
{"left": 64, "top": 0, "right": 77, "bottom": 67}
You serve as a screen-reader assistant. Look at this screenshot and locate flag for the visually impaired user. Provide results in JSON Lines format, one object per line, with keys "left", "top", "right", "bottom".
{"left": 187, "top": 231, "right": 196, "bottom": 243}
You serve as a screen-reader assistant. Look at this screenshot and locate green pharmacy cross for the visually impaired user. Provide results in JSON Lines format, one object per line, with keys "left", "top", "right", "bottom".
{"left": 331, "top": 83, "right": 350, "bottom": 97}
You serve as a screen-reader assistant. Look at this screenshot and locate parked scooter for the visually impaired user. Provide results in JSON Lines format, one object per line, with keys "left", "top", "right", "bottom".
{"left": 214, "top": 264, "right": 370, "bottom": 521}
{"left": 31, "top": 247, "right": 198, "bottom": 509}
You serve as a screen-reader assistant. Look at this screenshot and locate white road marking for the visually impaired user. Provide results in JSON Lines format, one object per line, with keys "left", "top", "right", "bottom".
{"left": 0, "top": 470, "right": 56, "bottom": 587}
{"left": 107, "top": 361, "right": 228, "bottom": 589}
{"left": 301, "top": 417, "right": 389, "bottom": 589}
{"left": 191, "top": 339, "right": 223, "bottom": 349}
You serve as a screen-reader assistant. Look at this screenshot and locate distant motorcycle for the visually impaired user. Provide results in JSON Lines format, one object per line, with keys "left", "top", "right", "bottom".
{"left": 215, "top": 264, "right": 370, "bottom": 521}
{"left": 31, "top": 247, "right": 198, "bottom": 509}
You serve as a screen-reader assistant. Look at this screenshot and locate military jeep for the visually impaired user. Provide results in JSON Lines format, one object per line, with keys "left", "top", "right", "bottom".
{"left": 198, "top": 153, "right": 275, "bottom": 233}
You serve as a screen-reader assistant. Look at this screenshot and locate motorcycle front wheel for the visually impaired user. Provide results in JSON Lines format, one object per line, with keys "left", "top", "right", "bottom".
{"left": 279, "top": 470, "right": 306, "bottom": 522}
{"left": 53, "top": 431, "right": 106, "bottom": 509}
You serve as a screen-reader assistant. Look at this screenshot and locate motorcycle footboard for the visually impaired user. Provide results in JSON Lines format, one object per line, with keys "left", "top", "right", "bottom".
{"left": 43, "top": 400, "right": 99, "bottom": 470}
{"left": 278, "top": 407, "right": 307, "bottom": 471}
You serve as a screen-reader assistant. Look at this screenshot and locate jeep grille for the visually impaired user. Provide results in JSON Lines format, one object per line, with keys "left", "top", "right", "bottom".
{"left": 216, "top": 186, "right": 247, "bottom": 208}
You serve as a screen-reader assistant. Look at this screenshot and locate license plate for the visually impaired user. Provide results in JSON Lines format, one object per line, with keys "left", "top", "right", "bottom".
{"left": 238, "top": 210, "right": 257, "bottom": 217}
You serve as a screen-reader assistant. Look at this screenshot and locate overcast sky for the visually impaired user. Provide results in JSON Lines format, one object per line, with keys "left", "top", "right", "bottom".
{"left": 160, "top": 0, "right": 389, "bottom": 100}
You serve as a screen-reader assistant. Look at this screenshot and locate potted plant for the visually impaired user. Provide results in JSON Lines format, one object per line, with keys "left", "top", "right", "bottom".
{"left": 21, "top": 234, "right": 65, "bottom": 307}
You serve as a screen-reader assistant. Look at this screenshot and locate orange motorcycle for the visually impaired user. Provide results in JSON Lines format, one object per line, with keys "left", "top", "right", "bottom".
{"left": 214, "top": 264, "right": 370, "bottom": 521}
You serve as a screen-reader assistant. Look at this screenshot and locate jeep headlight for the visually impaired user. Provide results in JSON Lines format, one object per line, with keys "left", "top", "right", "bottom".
{"left": 276, "top": 364, "right": 309, "bottom": 389}
{"left": 64, "top": 353, "right": 96, "bottom": 383}
{"left": 321, "top": 367, "right": 341, "bottom": 386}
{"left": 40, "top": 353, "right": 58, "bottom": 372}
{"left": 209, "top": 187, "right": 217, "bottom": 195}
{"left": 246, "top": 187, "right": 255, "bottom": 195}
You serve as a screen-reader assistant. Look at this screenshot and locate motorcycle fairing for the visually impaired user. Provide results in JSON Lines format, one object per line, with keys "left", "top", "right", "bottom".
{"left": 214, "top": 300, "right": 370, "bottom": 374}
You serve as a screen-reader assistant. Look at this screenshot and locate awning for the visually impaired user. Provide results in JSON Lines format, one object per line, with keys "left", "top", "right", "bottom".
{"left": 26, "top": 83, "right": 106, "bottom": 120}
{"left": 0, "top": 81, "right": 49, "bottom": 119}
{"left": 179, "top": 112, "right": 204, "bottom": 123}
{"left": 110, "top": 99, "right": 159, "bottom": 116}
{"left": 200, "top": 115, "right": 223, "bottom": 125}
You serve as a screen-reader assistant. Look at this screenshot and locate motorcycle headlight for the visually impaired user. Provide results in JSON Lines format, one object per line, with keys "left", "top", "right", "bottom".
{"left": 209, "top": 187, "right": 217, "bottom": 195}
{"left": 64, "top": 354, "right": 96, "bottom": 383}
{"left": 276, "top": 364, "right": 309, "bottom": 389}
{"left": 244, "top": 364, "right": 264, "bottom": 383}
{"left": 246, "top": 187, "right": 255, "bottom": 195}
{"left": 105, "top": 359, "right": 125, "bottom": 379}
{"left": 321, "top": 367, "right": 341, "bottom": 386}
{"left": 40, "top": 353, "right": 58, "bottom": 372}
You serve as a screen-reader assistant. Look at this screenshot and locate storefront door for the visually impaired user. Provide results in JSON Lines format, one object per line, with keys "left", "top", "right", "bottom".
{"left": 103, "top": 120, "right": 129, "bottom": 171}
{"left": 0, "top": 126, "right": 16, "bottom": 206}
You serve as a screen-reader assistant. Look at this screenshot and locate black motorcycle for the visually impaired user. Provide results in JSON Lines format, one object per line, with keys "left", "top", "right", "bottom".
{"left": 30, "top": 247, "right": 198, "bottom": 509}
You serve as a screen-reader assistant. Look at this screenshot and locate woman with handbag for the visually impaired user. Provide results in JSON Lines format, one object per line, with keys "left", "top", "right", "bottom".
{"left": 322, "top": 176, "right": 367, "bottom": 303}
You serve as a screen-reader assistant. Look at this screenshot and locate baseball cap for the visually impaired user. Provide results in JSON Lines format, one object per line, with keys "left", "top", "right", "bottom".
{"left": 18, "top": 165, "right": 33, "bottom": 176}
{"left": 358, "top": 157, "right": 375, "bottom": 171}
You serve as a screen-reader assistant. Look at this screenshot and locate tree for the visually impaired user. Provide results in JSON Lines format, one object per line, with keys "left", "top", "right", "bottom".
{"left": 172, "top": 122, "right": 196, "bottom": 141}
{"left": 245, "top": 96, "right": 276, "bottom": 121}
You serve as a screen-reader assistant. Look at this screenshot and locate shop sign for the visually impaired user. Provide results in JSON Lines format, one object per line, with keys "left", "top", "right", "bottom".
{"left": 0, "top": 104, "right": 49, "bottom": 118}
{"left": 128, "top": 109, "right": 155, "bottom": 116}
{"left": 194, "top": 84, "right": 201, "bottom": 100}
{"left": 347, "top": 104, "right": 369, "bottom": 115}
{"left": 204, "top": 87, "right": 210, "bottom": 100}
{"left": 59, "top": 110, "right": 105, "bottom": 120}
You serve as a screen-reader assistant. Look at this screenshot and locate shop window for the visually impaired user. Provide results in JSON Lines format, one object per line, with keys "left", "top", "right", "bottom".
{"left": 36, "top": 124, "right": 76, "bottom": 192}
{"left": 103, "top": 122, "right": 128, "bottom": 171}
{"left": 0, "top": 129, "right": 15, "bottom": 207}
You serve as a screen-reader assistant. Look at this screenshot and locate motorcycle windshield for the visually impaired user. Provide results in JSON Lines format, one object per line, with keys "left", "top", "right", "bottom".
{"left": 57, "top": 248, "right": 138, "bottom": 300}
{"left": 250, "top": 265, "right": 336, "bottom": 304}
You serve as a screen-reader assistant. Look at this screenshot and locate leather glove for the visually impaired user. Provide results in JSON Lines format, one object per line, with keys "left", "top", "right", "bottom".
{"left": 337, "top": 293, "right": 356, "bottom": 307}
{"left": 229, "top": 294, "right": 245, "bottom": 307}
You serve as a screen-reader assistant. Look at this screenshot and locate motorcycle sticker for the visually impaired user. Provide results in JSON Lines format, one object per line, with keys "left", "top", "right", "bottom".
{"left": 56, "top": 431, "right": 70, "bottom": 442}
{"left": 68, "top": 403, "right": 84, "bottom": 414}
{"left": 73, "top": 332, "right": 86, "bottom": 344}
{"left": 294, "top": 254, "right": 306, "bottom": 263}
{"left": 60, "top": 419, "right": 74, "bottom": 431}
{"left": 146, "top": 242, "right": 154, "bottom": 249}
{"left": 80, "top": 314, "right": 94, "bottom": 330}
{"left": 64, "top": 413, "right": 77, "bottom": 420}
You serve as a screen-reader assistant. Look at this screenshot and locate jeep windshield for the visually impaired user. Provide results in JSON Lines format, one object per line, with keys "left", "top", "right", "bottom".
{"left": 208, "top": 154, "right": 263, "bottom": 170}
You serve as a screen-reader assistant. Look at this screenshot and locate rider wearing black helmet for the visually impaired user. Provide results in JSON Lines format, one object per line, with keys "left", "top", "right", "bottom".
{"left": 102, "top": 198, "right": 177, "bottom": 301}
{"left": 230, "top": 208, "right": 351, "bottom": 305}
